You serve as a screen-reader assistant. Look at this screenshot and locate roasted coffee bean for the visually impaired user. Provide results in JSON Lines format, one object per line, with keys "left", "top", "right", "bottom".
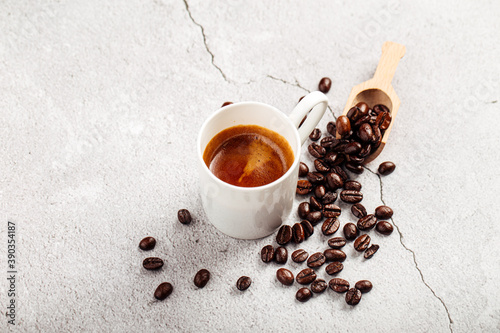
{"left": 336, "top": 116, "right": 351, "bottom": 138}
{"left": 296, "top": 180, "right": 313, "bottom": 195}
{"left": 355, "top": 102, "right": 369, "bottom": 113}
{"left": 321, "top": 192, "right": 337, "bottom": 204}
{"left": 331, "top": 152, "right": 346, "bottom": 165}
{"left": 308, "top": 142, "right": 326, "bottom": 158}
{"left": 358, "top": 123, "right": 374, "bottom": 143}
{"left": 354, "top": 234, "right": 371, "bottom": 251}
{"left": 340, "top": 190, "right": 363, "bottom": 203}
{"left": 154, "top": 282, "right": 173, "bottom": 300}
{"left": 327, "top": 121, "right": 337, "bottom": 135}
{"left": 376, "top": 221, "right": 394, "bottom": 235}
{"left": 364, "top": 244, "right": 379, "bottom": 259}
{"left": 139, "top": 237, "right": 156, "bottom": 251}
{"left": 274, "top": 246, "right": 288, "bottom": 264}
{"left": 306, "top": 172, "right": 325, "bottom": 185}
{"left": 276, "top": 225, "right": 293, "bottom": 245}
{"left": 299, "top": 162, "right": 309, "bottom": 177}
{"left": 311, "top": 279, "right": 327, "bottom": 294}
{"left": 221, "top": 101, "right": 233, "bottom": 107}
{"left": 346, "top": 106, "right": 365, "bottom": 122}
{"left": 306, "top": 211, "right": 323, "bottom": 225}
{"left": 373, "top": 104, "right": 390, "bottom": 114}
{"left": 314, "top": 185, "right": 326, "bottom": 199}
{"left": 292, "top": 223, "right": 305, "bottom": 243}
{"left": 343, "top": 223, "right": 359, "bottom": 241}
{"left": 378, "top": 161, "right": 396, "bottom": 175}
{"left": 321, "top": 136, "right": 339, "bottom": 149}
{"left": 372, "top": 126, "right": 382, "bottom": 143}
{"left": 345, "top": 142, "right": 362, "bottom": 155}
{"left": 310, "top": 196, "right": 323, "bottom": 211}
{"left": 357, "top": 214, "right": 377, "bottom": 231}
{"left": 300, "top": 220, "right": 314, "bottom": 239}
{"left": 309, "top": 128, "right": 321, "bottom": 141}
{"left": 332, "top": 165, "right": 348, "bottom": 182}
{"left": 355, "top": 280, "right": 373, "bottom": 293}
{"left": 318, "top": 77, "right": 332, "bottom": 93}
{"left": 296, "top": 287, "right": 313, "bottom": 302}
{"left": 261, "top": 245, "right": 275, "bottom": 263}
{"left": 351, "top": 203, "right": 367, "bottom": 218}
{"left": 322, "top": 217, "right": 340, "bottom": 235}
{"left": 347, "top": 154, "right": 365, "bottom": 164}
{"left": 323, "top": 151, "right": 339, "bottom": 166}
{"left": 358, "top": 144, "right": 372, "bottom": 158}
{"left": 326, "top": 172, "right": 344, "bottom": 190}
{"left": 296, "top": 268, "right": 317, "bottom": 285}
{"left": 325, "top": 261, "right": 344, "bottom": 275}
{"left": 344, "top": 180, "right": 362, "bottom": 191}
{"left": 329, "top": 278, "right": 350, "bottom": 293}
{"left": 344, "top": 162, "right": 364, "bottom": 174}
{"left": 143, "top": 257, "right": 164, "bottom": 270}
{"left": 345, "top": 288, "right": 362, "bottom": 305}
{"left": 375, "top": 205, "right": 394, "bottom": 219}
{"left": 353, "top": 114, "right": 371, "bottom": 128}
{"left": 372, "top": 137, "right": 382, "bottom": 150}
{"left": 307, "top": 252, "right": 326, "bottom": 268}
{"left": 178, "top": 209, "right": 192, "bottom": 225}
{"left": 323, "top": 204, "right": 341, "bottom": 218}
{"left": 236, "top": 276, "right": 252, "bottom": 291}
{"left": 194, "top": 269, "right": 210, "bottom": 288}
{"left": 328, "top": 237, "right": 346, "bottom": 249}
{"left": 292, "top": 249, "right": 309, "bottom": 263}
{"left": 298, "top": 202, "right": 311, "bottom": 219}
{"left": 276, "top": 268, "right": 294, "bottom": 286}
{"left": 376, "top": 111, "right": 392, "bottom": 130}
{"left": 324, "top": 249, "right": 346, "bottom": 262}
{"left": 314, "top": 159, "right": 330, "bottom": 173}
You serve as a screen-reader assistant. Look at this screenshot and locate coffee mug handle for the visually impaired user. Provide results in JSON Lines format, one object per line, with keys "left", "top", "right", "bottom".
{"left": 289, "top": 91, "right": 329, "bottom": 145}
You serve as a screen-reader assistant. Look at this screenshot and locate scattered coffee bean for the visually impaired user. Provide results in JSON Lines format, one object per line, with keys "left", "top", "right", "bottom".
{"left": 322, "top": 217, "right": 340, "bottom": 235}
{"left": 261, "top": 245, "right": 274, "bottom": 263}
{"left": 236, "top": 276, "right": 252, "bottom": 291}
{"left": 311, "top": 279, "right": 327, "bottom": 294}
{"left": 325, "top": 261, "right": 344, "bottom": 275}
{"left": 332, "top": 166, "right": 348, "bottom": 182}
{"left": 306, "top": 211, "right": 323, "bottom": 225}
{"left": 345, "top": 142, "right": 362, "bottom": 155}
{"left": 307, "top": 252, "right": 326, "bottom": 268}
{"left": 328, "top": 237, "right": 346, "bottom": 249}
{"left": 321, "top": 191, "right": 337, "bottom": 204}
{"left": 298, "top": 202, "right": 311, "bottom": 219}
{"left": 321, "top": 136, "right": 339, "bottom": 150}
{"left": 292, "top": 249, "right": 309, "bottom": 263}
{"left": 296, "top": 268, "right": 317, "bottom": 285}
{"left": 292, "top": 223, "right": 305, "bottom": 243}
{"left": 324, "top": 151, "right": 338, "bottom": 165}
{"left": 300, "top": 220, "right": 314, "bottom": 239}
{"left": 375, "top": 205, "right": 393, "bottom": 219}
{"left": 296, "top": 287, "right": 313, "bottom": 302}
{"left": 340, "top": 190, "right": 363, "bottom": 203}
{"left": 357, "top": 214, "right": 377, "bottom": 231}
{"left": 154, "top": 282, "right": 173, "bottom": 300}
{"left": 329, "top": 278, "right": 350, "bottom": 293}
{"left": 344, "top": 180, "right": 362, "bottom": 191}
{"left": 323, "top": 204, "right": 341, "bottom": 218}
{"left": 358, "top": 123, "right": 374, "bottom": 143}
{"left": 194, "top": 269, "right": 210, "bottom": 288}
{"left": 376, "top": 221, "right": 394, "bottom": 235}
{"left": 143, "top": 257, "right": 164, "bottom": 270}
{"left": 326, "top": 172, "right": 343, "bottom": 190}
{"left": 376, "top": 110, "right": 392, "bottom": 130}
{"left": 336, "top": 116, "right": 351, "bottom": 137}
{"left": 296, "top": 180, "right": 313, "bottom": 195}
{"left": 364, "top": 244, "right": 379, "bottom": 259}
{"left": 351, "top": 203, "right": 367, "bottom": 218}
{"left": 299, "top": 162, "right": 309, "bottom": 177}
{"left": 344, "top": 162, "right": 364, "bottom": 174}
{"left": 274, "top": 246, "right": 288, "bottom": 264}
{"left": 276, "top": 225, "right": 293, "bottom": 245}
{"left": 309, "top": 128, "right": 322, "bottom": 141}
{"left": 314, "top": 158, "right": 330, "bottom": 173}
{"left": 310, "top": 196, "right": 323, "bottom": 211}
{"left": 378, "top": 161, "right": 396, "bottom": 175}
{"left": 177, "top": 209, "right": 192, "bottom": 225}
{"left": 308, "top": 142, "right": 326, "bottom": 158}
{"left": 314, "top": 185, "right": 326, "bottom": 199}
{"left": 373, "top": 104, "right": 390, "bottom": 114}
{"left": 276, "top": 268, "right": 294, "bottom": 286}
{"left": 345, "top": 288, "right": 362, "bottom": 305}
{"left": 355, "top": 280, "right": 373, "bottom": 293}
{"left": 306, "top": 172, "right": 325, "bottom": 185}
{"left": 354, "top": 234, "right": 371, "bottom": 252}
{"left": 221, "top": 101, "right": 233, "bottom": 107}
{"left": 318, "top": 77, "right": 332, "bottom": 93}
{"left": 324, "top": 249, "right": 346, "bottom": 262}
{"left": 343, "top": 223, "right": 359, "bottom": 241}
{"left": 139, "top": 237, "right": 156, "bottom": 251}
{"left": 327, "top": 121, "right": 337, "bottom": 135}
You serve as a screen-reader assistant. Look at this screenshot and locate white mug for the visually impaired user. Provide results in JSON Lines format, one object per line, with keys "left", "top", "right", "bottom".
{"left": 197, "top": 91, "right": 328, "bottom": 239}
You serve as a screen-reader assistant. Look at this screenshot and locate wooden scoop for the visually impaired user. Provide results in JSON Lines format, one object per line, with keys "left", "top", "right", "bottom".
{"left": 339, "top": 41, "right": 406, "bottom": 163}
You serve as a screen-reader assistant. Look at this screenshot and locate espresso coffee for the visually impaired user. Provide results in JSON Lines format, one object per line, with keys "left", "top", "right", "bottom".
{"left": 203, "top": 125, "right": 294, "bottom": 187}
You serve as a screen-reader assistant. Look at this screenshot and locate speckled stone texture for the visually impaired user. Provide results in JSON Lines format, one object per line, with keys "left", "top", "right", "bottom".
{"left": 1, "top": 0, "right": 499, "bottom": 332}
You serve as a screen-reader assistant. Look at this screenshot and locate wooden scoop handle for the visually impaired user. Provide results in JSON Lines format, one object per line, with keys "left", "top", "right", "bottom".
{"left": 373, "top": 41, "right": 406, "bottom": 85}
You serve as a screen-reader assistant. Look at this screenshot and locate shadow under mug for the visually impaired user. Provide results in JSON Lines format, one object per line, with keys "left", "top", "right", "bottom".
{"left": 197, "top": 91, "right": 328, "bottom": 239}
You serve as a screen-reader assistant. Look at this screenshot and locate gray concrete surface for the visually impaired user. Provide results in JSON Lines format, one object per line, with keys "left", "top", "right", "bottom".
{"left": 1, "top": 0, "right": 499, "bottom": 332}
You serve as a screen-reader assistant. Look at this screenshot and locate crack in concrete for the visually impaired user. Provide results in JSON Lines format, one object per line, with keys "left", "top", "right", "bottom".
{"left": 182, "top": 0, "right": 229, "bottom": 82}
{"left": 364, "top": 166, "right": 454, "bottom": 333}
